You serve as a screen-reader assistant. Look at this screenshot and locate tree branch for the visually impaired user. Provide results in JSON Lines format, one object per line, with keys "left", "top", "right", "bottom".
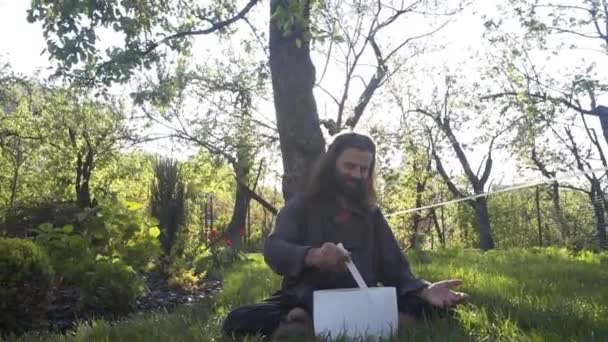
{"left": 138, "top": 0, "right": 260, "bottom": 56}
{"left": 530, "top": 146, "right": 556, "bottom": 179}
{"left": 559, "top": 183, "right": 590, "bottom": 195}
{"left": 482, "top": 91, "right": 596, "bottom": 115}
{"left": 345, "top": 37, "right": 386, "bottom": 129}
{"left": 428, "top": 130, "right": 466, "bottom": 199}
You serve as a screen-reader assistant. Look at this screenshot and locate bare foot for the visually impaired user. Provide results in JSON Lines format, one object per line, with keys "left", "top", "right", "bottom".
{"left": 270, "top": 307, "right": 315, "bottom": 342}
{"left": 286, "top": 307, "right": 313, "bottom": 326}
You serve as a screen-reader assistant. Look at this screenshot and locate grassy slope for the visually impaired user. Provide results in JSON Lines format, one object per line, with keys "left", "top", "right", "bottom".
{"left": 14, "top": 248, "right": 608, "bottom": 342}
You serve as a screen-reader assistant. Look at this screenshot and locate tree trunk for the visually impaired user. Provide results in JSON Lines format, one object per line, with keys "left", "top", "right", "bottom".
{"left": 410, "top": 211, "right": 421, "bottom": 250}
{"left": 225, "top": 161, "right": 251, "bottom": 249}
{"left": 75, "top": 149, "right": 94, "bottom": 208}
{"left": 549, "top": 182, "right": 568, "bottom": 241}
{"left": 535, "top": 186, "right": 543, "bottom": 247}
{"left": 590, "top": 181, "right": 608, "bottom": 250}
{"left": 594, "top": 105, "right": 608, "bottom": 147}
{"left": 470, "top": 198, "right": 495, "bottom": 250}
{"left": 430, "top": 208, "right": 445, "bottom": 248}
{"left": 225, "top": 181, "right": 250, "bottom": 249}
{"left": 409, "top": 180, "right": 425, "bottom": 249}
{"left": 270, "top": 0, "right": 325, "bottom": 200}
{"left": 9, "top": 158, "right": 21, "bottom": 208}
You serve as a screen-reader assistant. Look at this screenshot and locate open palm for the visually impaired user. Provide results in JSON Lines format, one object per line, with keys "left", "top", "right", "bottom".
{"left": 418, "top": 279, "right": 469, "bottom": 308}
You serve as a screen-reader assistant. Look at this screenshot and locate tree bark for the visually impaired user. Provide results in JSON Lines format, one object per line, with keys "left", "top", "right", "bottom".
{"left": 225, "top": 179, "right": 250, "bottom": 249}
{"left": 549, "top": 182, "right": 568, "bottom": 240}
{"left": 75, "top": 148, "right": 94, "bottom": 208}
{"left": 430, "top": 208, "right": 445, "bottom": 248}
{"left": 535, "top": 186, "right": 543, "bottom": 247}
{"left": 469, "top": 198, "right": 495, "bottom": 250}
{"left": 8, "top": 142, "right": 22, "bottom": 208}
{"left": 590, "top": 180, "right": 608, "bottom": 250}
{"left": 225, "top": 154, "right": 252, "bottom": 248}
{"left": 269, "top": 0, "right": 325, "bottom": 200}
{"left": 409, "top": 179, "right": 425, "bottom": 250}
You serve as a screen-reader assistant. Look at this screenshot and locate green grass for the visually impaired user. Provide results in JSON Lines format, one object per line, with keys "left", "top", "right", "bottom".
{"left": 12, "top": 248, "right": 608, "bottom": 342}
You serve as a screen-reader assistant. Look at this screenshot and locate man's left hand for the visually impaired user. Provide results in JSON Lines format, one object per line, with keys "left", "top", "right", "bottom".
{"left": 417, "top": 279, "right": 469, "bottom": 308}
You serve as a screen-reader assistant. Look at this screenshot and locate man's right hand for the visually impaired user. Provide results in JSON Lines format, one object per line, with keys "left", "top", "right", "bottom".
{"left": 304, "top": 242, "right": 351, "bottom": 272}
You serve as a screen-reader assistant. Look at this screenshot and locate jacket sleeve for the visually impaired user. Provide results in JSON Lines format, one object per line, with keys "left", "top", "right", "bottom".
{"left": 374, "top": 208, "right": 430, "bottom": 295}
{"left": 263, "top": 195, "right": 313, "bottom": 278}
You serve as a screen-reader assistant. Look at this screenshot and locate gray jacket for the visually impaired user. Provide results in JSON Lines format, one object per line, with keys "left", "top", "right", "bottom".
{"left": 263, "top": 193, "right": 429, "bottom": 307}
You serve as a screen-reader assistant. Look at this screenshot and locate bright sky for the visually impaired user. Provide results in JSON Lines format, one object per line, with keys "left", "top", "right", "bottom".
{"left": 0, "top": 1, "right": 48, "bottom": 75}
{"left": 1, "top": 0, "right": 607, "bottom": 192}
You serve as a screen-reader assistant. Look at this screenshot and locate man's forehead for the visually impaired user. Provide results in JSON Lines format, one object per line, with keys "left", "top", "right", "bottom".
{"left": 338, "top": 148, "right": 373, "bottom": 163}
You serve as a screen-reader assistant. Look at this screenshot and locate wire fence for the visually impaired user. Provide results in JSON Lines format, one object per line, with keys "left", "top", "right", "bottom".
{"left": 383, "top": 167, "right": 608, "bottom": 250}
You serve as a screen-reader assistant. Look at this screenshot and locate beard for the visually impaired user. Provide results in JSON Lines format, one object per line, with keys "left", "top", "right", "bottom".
{"left": 335, "top": 172, "right": 367, "bottom": 204}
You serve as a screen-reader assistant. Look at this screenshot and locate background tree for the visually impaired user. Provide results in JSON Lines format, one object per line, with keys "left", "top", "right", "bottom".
{"left": 27, "top": 0, "right": 465, "bottom": 201}
{"left": 482, "top": 6, "right": 608, "bottom": 249}
{"left": 405, "top": 71, "right": 521, "bottom": 250}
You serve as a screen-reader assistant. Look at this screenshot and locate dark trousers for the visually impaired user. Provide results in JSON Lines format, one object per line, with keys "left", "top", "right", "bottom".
{"left": 222, "top": 291, "right": 448, "bottom": 337}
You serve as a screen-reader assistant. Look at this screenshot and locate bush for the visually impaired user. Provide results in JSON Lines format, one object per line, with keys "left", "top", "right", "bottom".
{"left": 34, "top": 224, "right": 94, "bottom": 286}
{"left": 30, "top": 201, "right": 159, "bottom": 316}
{"left": 31, "top": 200, "right": 161, "bottom": 276}
{"left": 168, "top": 269, "right": 200, "bottom": 290}
{"left": 76, "top": 201, "right": 162, "bottom": 273}
{"left": 81, "top": 259, "right": 145, "bottom": 313}
{"left": 0, "top": 237, "right": 55, "bottom": 335}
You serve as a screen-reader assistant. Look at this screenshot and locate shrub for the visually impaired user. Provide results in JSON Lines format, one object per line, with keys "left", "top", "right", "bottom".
{"left": 77, "top": 201, "right": 162, "bottom": 273}
{"left": 168, "top": 269, "right": 200, "bottom": 290}
{"left": 0, "top": 237, "right": 54, "bottom": 334}
{"left": 31, "top": 200, "right": 161, "bottom": 276}
{"left": 34, "top": 224, "right": 94, "bottom": 286}
{"left": 81, "top": 259, "right": 145, "bottom": 313}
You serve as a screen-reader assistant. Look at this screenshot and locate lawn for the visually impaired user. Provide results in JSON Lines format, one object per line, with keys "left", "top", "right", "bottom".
{"left": 12, "top": 248, "right": 608, "bottom": 342}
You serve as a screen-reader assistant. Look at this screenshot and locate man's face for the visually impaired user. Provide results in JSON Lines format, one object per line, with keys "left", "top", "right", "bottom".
{"left": 334, "top": 147, "right": 374, "bottom": 200}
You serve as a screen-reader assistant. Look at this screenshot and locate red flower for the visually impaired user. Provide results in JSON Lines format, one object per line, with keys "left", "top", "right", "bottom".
{"left": 208, "top": 230, "right": 218, "bottom": 240}
{"left": 224, "top": 238, "right": 233, "bottom": 247}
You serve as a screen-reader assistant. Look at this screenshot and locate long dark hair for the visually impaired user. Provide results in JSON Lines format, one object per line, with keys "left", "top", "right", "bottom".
{"left": 305, "top": 131, "right": 377, "bottom": 207}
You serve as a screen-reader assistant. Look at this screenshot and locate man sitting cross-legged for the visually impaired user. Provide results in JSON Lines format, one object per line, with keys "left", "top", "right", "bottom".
{"left": 222, "top": 132, "right": 468, "bottom": 340}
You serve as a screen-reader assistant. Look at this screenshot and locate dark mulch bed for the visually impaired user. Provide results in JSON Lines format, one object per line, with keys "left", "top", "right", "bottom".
{"left": 43, "top": 271, "right": 222, "bottom": 334}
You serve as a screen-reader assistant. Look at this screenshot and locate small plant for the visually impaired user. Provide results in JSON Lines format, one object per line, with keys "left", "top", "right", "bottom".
{"left": 0, "top": 237, "right": 55, "bottom": 335}
{"left": 194, "top": 231, "right": 245, "bottom": 278}
{"left": 168, "top": 268, "right": 201, "bottom": 290}
{"left": 81, "top": 258, "right": 145, "bottom": 313}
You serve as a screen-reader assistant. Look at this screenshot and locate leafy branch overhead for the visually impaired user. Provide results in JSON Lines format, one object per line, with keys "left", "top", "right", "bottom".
{"left": 27, "top": 0, "right": 261, "bottom": 85}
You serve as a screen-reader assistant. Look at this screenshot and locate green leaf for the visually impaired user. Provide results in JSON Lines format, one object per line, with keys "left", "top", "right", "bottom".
{"left": 148, "top": 226, "right": 161, "bottom": 238}
{"left": 126, "top": 201, "right": 143, "bottom": 211}
{"left": 38, "top": 223, "right": 54, "bottom": 232}
{"left": 62, "top": 224, "right": 74, "bottom": 233}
